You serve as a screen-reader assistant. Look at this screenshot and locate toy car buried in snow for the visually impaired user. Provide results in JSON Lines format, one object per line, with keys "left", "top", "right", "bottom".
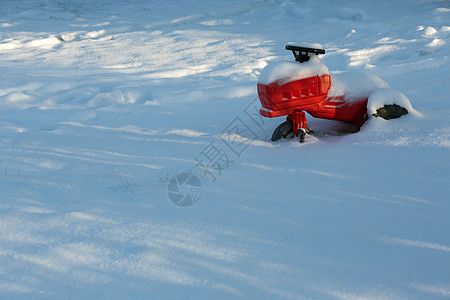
{"left": 257, "top": 44, "right": 411, "bottom": 142}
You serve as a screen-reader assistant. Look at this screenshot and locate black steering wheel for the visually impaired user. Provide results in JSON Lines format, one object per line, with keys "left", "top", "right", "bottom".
{"left": 285, "top": 45, "right": 325, "bottom": 63}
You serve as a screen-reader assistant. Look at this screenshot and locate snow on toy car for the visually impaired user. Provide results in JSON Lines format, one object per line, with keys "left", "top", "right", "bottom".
{"left": 257, "top": 44, "right": 412, "bottom": 142}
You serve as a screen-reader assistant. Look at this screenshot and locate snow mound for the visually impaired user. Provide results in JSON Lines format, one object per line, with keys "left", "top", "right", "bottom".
{"left": 367, "top": 88, "right": 422, "bottom": 116}
{"left": 257, "top": 56, "right": 329, "bottom": 85}
{"left": 328, "top": 71, "right": 390, "bottom": 101}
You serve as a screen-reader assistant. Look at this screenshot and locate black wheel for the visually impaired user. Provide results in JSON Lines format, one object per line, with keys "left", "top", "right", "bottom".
{"left": 271, "top": 121, "right": 293, "bottom": 141}
{"left": 373, "top": 104, "right": 408, "bottom": 120}
{"left": 271, "top": 121, "right": 313, "bottom": 141}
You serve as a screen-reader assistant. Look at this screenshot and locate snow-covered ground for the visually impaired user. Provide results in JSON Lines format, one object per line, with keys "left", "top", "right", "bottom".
{"left": 1, "top": 0, "right": 449, "bottom": 299}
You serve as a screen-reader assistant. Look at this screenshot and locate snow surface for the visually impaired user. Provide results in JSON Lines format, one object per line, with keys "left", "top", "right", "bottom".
{"left": 1, "top": 0, "right": 449, "bottom": 299}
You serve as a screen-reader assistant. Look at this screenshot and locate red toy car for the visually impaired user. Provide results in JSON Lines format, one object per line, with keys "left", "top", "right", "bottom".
{"left": 257, "top": 44, "right": 410, "bottom": 142}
